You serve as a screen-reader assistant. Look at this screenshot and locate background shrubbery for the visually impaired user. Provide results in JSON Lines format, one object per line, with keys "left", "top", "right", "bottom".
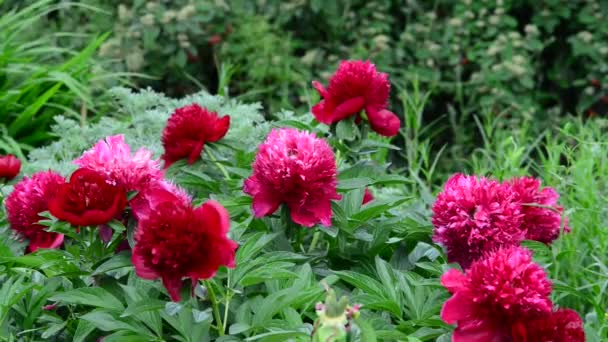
{"left": 1, "top": 0, "right": 608, "bottom": 341}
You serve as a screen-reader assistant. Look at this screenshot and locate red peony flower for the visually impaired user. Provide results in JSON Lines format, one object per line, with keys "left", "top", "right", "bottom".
{"left": 49, "top": 168, "right": 127, "bottom": 227}
{"left": 311, "top": 60, "right": 400, "bottom": 137}
{"left": 362, "top": 188, "right": 374, "bottom": 205}
{"left": 243, "top": 128, "right": 341, "bottom": 227}
{"left": 129, "top": 180, "right": 191, "bottom": 222}
{"left": 432, "top": 173, "right": 525, "bottom": 269}
{"left": 0, "top": 154, "right": 21, "bottom": 181}
{"left": 132, "top": 187, "right": 237, "bottom": 302}
{"left": 507, "top": 176, "right": 569, "bottom": 244}
{"left": 513, "top": 308, "right": 585, "bottom": 342}
{"left": 441, "top": 246, "right": 553, "bottom": 342}
{"left": 74, "top": 135, "right": 163, "bottom": 193}
{"left": 5, "top": 171, "right": 65, "bottom": 252}
{"left": 162, "top": 104, "right": 230, "bottom": 168}
{"left": 208, "top": 34, "right": 222, "bottom": 45}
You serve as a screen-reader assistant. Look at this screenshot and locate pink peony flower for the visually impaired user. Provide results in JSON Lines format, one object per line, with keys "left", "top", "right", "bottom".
{"left": 507, "top": 177, "right": 569, "bottom": 244}
{"left": 432, "top": 173, "right": 525, "bottom": 268}
{"left": 513, "top": 308, "right": 585, "bottom": 342}
{"left": 5, "top": 171, "right": 65, "bottom": 252}
{"left": 132, "top": 188, "right": 237, "bottom": 302}
{"left": 441, "top": 246, "right": 553, "bottom": 342}
{"left": 312, "top": 60, "right": 400, "bottom": 137}
{"left": 243, "top": 128, "right": 341, "bottom": 227}
{"left": 161, "top": 104, "right": 230, "bottom": 168}
{"left": 74, "top": 135, "right": 163, "bottom": 192}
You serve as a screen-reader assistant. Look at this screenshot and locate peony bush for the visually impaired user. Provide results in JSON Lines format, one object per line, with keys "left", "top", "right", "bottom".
{"left": 0, "top": 60, "right": 599, "bottom": 341}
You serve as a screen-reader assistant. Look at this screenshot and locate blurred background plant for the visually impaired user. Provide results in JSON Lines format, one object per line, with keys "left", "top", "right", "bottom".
{"left": 3, "top": 0, "right": 605, "bottom": 169}
{"left": 0, "top": 0, "right": 128, "bottom": 157}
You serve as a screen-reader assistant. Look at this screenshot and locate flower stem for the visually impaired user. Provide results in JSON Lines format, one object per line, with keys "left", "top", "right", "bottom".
{"left": 221, "top": 271, "right": 232, "bottom": 335}
{"left": 204, "top": 280, "right": 224, "bottom": 336}
{"left": 308, "top": 231, "right": 321, "bottom": 253}
{"left": 206, "top": 148, "right": 231, "bottom": 180}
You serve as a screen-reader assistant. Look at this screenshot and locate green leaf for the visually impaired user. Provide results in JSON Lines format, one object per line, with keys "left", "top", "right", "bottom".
{"left": 353, "top": 317, "right": 377, "bottom": 342}
{"left": 336, "top": 117, "right": 359, "bottom": 141}
{"left": 49, "top": 287, "right": 124, "bottom": 310}
{"left": 41, "top": 321, "right": 66, "bottom": 339}
{"left": 80, "top": 310, "right": 150, "bottom": 335}
{"left": 229, "top": 322, "right": 251, "bottom": 334}
{"left": 337, "top": 177, "right": 371, "bottom": 191}
{"left": 121, "top": 299, "right": 166, "bottom": 318}
{"left": 93, "top": 252, "right": 133, "bottom": 275}
{"left": 245, "top": 330, "right": 310, "bottom": 341}
{"left": 73, "top": 319, "right": 96, "bottom": 342}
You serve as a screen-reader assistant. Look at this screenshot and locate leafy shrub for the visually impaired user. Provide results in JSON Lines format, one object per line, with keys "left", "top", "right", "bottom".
{"left": 0, "top": 0, "right": 122, "bottom": 156}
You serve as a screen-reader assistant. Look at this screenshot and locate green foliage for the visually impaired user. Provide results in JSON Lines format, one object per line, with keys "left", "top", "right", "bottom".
{"left": 0, "top": 0, "right": 123, "bottom": 155}
{"left": 1, "top": 0, "right": 608, "bottom": 341}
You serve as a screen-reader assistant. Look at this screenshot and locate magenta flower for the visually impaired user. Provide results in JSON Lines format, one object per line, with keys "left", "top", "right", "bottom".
{"left": 515, "top": 308, "right": 585, "bottom": 342}
{"left": 441, "top": 246, "right": 553, "bottom": 342}
{"left": 74, "top": 135, "right": 163, "bottom": 192}
{"left": 507, "top": 176, "right": 569, "bottom": 244}
{"left": 132, "top": 188, "right": 237, "bottom": 302}
{"left": 312, "top": 60, "right": 400, "bottom": 137}
{"left": 243, "top": 128, "right": 341, "bottom": 227}
{"left": 161, "top": 104, "right": 230, "bottom": 168}
{"left": 130, "top": 180, "right": 191, "bottom": 221}
{"left": 432, "top": 173, "right": 525, "bottom": 268}
{"left": 362, "top": 188, "right": 374, "bottom": 205}
{"left": 5, "top": 171, "right": 65, "bottom": 252}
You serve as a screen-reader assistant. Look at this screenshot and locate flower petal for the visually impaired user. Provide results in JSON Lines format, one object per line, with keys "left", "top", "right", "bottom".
{"left": 365, "top": 107, "right": 401, "bottom": 137}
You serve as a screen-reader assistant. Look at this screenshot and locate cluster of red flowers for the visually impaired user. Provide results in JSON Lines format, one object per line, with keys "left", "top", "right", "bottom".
{"left": 433, "top": 174, "right": 584, "bottom": 341}
{"left": 432, "top": 173, "right": 568, "bottom": 268}
{"left": 5, "top": 104, "right": 236, "bottom": 302}
{"left": 5, "top": 60, "right": 396, "bottom": 301}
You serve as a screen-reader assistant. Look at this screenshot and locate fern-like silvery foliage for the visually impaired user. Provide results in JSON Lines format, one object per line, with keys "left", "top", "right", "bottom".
{"left": 26, "top": 87, "right": 271, "bottom": 175}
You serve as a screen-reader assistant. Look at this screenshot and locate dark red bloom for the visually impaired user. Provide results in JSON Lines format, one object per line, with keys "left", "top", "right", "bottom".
{"left": 362, "top": 188, "right": 374, "bottom": 205}
{"left": 514, "top": 309, "right": 585, "bottom": 342}
{"left": 208, "top": 34, "right": 222, "bottom": 45}
{"left": 312, "top": 60, "right": 401, "bottom": 137}
{"left": 49, "top": 168, "right": 127, "bottom": 227}
{"left": 186, "top": 51, "right": 199, "bottom": 63}
{"left": 162, "top": 104, "right": 230, "bottom": 168}
{"left": 507, "top": 177, "right": 568, "bottom": 244}
{"left": 432, "top": 174, "right": 525, "bottom": 269}
{"left": 5, "top": 171, "right": 65, "bottom": 252}
{"left": 132, "top": 187, "right": 237, "bottom": 302}
{"left": 0, "top": 154, "right": 21, "bottom": 181}
{"left": 441, "top": 246, "right": 553, "bottom": 342}
{"left": 243, "top": 128, "right": 341, "bottom": 227}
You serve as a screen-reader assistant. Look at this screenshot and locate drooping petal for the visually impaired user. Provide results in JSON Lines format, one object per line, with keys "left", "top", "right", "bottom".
{"left": 441, "top": 292, "right": 472, "bottom": 324}
{"left": 332, "top": 96, "right": 365, "bottom": 122}
{"left": 440, "top": 269, "right": 466, "bottom": 293}
{"left": 162, "top": 275, "right": 183, "bottom": 302}
{"left": 365, "top": 107, "right": 401, "bottom": 137}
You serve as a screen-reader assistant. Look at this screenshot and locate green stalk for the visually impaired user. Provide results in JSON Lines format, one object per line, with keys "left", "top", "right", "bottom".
{"left": 204, "top": 280, "right": 224, "bottom": 336}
